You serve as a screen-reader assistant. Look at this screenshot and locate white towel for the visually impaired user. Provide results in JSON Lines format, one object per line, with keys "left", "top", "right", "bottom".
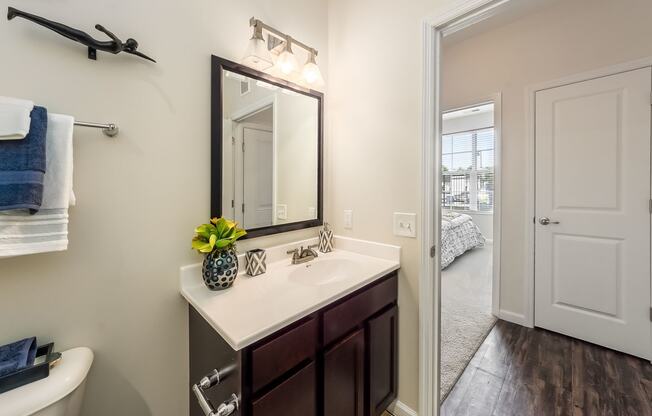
{"left": 0, "top": 113, "right": 75, "bottom": 257}
{"left": 41, "top": 114, "right": 74, "bottom": 209}
{"left": 0, "top": 96, "right": 34, "bottom": 140}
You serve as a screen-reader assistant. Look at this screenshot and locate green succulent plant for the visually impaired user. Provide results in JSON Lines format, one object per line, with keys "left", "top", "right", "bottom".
{"left": 192, "top": 217, "right": 247, "bottom": 254}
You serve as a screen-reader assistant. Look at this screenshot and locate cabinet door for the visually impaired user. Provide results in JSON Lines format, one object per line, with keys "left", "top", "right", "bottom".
{"left": 324, "top": 329, "right": 365, "bottom": 416}
{"left": 252, "top": 362, "right": 317, "bottom": 416}
{"left": 368, "top": 306, "right": 398, "bottom": 416}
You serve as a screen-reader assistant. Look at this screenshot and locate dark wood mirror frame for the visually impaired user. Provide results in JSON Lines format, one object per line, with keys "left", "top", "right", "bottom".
{"left": 211, "top": 55, "right": 324, "bottom": 240}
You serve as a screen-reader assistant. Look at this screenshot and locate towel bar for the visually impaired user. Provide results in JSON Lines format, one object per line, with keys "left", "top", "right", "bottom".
{"left": 74, "top": 121, "right": 119, "bottom": 137}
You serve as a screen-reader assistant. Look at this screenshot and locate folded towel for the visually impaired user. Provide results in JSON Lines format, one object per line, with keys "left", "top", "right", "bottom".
{"left": 0, "top": 337, "right": 37, "bottom": 377}
{"left": 0, "top": 96, "right": 34, "bottom": 141}
{"left": 41, "top": 114, "right": 74, "bottom": 210}
{"left": 0, "top": 112, "right": 74, "bottom": 257}
{"left": 0, "top": 106, "right": 48, "bottom": 213}
{"left": 0, "top": 209, "right": 69, "bottom": 257}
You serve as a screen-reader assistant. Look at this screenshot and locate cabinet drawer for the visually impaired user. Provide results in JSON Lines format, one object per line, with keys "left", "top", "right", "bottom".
{"left": 252, "top": 361, "right": 317, "bottom": 416}
{"left": 251, "top": 316, "right": 318, "bottom": 392}
{"left": 323, "top": 273, "right": 398, "bottom": 345}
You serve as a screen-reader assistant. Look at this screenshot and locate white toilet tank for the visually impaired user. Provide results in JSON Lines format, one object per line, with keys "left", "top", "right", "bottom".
{"left": 0, "top": 347, "right": 93, "bottom": 416}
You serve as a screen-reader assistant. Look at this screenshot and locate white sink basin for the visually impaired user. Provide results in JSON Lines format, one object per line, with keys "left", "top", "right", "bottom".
{"left": 180, "top": 237, "right": 400, "bottom": 350}
{"left": 289, "top": 258, "right": 361, "bottom": 286}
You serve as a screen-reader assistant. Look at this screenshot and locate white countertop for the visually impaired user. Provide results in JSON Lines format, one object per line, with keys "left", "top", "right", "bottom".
{"left": 179, "top": 236, "right": 400, "bottom": 351}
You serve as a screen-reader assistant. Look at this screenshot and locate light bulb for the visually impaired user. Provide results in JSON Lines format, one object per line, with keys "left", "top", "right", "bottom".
{"left": 275, "top": 41, "right": 299, "bottom": 75}
{"left": 302, "top": 52, "right": 324, "bottom": 86}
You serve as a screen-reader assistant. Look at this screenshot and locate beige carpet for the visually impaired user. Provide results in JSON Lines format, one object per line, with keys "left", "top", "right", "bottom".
{"left": 440, "top": 244, "right": 497, "bottom": 401}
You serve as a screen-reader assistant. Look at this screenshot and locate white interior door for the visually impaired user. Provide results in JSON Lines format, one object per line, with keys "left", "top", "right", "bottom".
{"left": 243, "top": 126, "right": 273, "bottom": 228}
{"left": 534, "top": 67, "right": 652, "bottom": 359}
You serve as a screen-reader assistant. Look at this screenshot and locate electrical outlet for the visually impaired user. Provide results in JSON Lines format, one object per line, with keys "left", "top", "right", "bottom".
{"left": 344, "top": 210, "right": 353, "bottom": 229}
{"left": 393, "top": 212, "right": 417, "bottom": 238}
{"left": 308, "top": 207, "right": 316, "bottom": 218}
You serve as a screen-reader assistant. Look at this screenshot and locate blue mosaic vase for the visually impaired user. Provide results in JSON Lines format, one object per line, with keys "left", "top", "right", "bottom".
{"left": 202, "top": 247, "right": 239, "bottom": 291}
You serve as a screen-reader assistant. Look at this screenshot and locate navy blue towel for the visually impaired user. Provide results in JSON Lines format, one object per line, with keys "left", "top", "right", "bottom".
{"left": 0, "top": 337, "right": 38, "bottom": 377}
{"left": 0, "top": 106, "right": 48, "bottom": 213}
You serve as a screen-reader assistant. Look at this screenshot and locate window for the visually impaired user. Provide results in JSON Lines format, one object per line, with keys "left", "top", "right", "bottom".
{"left": 442, "top": 128, "right": 494, "bottom": 212}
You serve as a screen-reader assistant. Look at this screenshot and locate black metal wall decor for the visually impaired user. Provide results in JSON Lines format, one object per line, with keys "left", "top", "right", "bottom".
{"left": 7, "top": 7, "right": 156, "bottom": 63}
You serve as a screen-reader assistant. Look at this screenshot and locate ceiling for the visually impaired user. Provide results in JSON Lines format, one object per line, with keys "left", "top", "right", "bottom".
{"left": 442, "top": 0, "right": 566, "bottom": 46}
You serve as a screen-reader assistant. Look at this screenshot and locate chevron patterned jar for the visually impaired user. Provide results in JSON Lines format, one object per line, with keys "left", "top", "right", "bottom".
{"left": 245, "top": 249, "right": 267, "bottom": 277}
{"left": 202, "top": 247, "right": 239, "bottom": 290}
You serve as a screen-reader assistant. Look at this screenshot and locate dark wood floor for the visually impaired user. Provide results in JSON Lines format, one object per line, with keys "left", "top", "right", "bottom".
{"left": 441, "top": 320, "right": 652, "bottom": 416}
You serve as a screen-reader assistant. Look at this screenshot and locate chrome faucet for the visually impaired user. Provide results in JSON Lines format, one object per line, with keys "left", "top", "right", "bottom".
{"left": 287, "top": 244, "right": 320, "bottom": 264}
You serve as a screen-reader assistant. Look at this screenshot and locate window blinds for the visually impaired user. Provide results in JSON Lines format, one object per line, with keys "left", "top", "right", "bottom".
{"left": 442, "top": 128, "right": 495, "bottom": 212}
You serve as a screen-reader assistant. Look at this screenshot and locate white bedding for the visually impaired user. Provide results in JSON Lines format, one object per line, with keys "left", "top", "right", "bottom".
{"left": 441, "top": 212, "right": 485, "bottom": 269}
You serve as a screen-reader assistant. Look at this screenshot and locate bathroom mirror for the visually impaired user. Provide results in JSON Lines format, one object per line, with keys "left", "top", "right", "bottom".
{"left": 211, "top": 56, "right": 323, "bottom": 239}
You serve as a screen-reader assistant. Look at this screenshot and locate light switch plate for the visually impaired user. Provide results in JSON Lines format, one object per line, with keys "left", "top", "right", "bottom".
{"left": 308, "top": 207, "right": 316, "bottom": 218}
{"left": 393, "top": 212, "right": 417, "bottom": 238}
{"left": 344, "top": 210, "right": 353, "bottom": 229}
{"left": 277, "top": 204, "right": 288, "bottom": 220}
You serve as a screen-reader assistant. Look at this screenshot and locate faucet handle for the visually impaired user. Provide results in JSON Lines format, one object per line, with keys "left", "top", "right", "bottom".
{"left": 287, "top": 247, "right": 303, "bottom": 258}
{"left": 308, "top": 244, "right": 319, "bottom": 250}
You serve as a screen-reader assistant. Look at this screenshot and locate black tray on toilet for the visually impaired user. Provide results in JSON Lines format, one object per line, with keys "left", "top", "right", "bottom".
{"left": 0, "top": 343, "right": 62, "bottom": 394}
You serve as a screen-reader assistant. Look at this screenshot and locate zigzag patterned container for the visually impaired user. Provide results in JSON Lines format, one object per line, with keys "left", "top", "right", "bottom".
{"left": 245, "top": 249, "right": 267, "bottom": 276}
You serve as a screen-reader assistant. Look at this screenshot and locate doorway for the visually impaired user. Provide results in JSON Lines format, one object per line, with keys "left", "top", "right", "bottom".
{"left": 439, "top": 100, "right": 501, "bottom": 399}
{"left": 419, "top": 1, "right": 652, "bottom": 415}
{"left": 224, "top": 105, "right": 275, "bottom": 230}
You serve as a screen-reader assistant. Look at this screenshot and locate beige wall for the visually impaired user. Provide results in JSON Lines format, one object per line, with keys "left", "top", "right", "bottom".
{"left": 327, "top": 0, "right": 441, "bottom": 410}
{"left": 442, "top": 0, "right": 652, "bottom": 318}
{"left": 0, "top": 1, "right": 327, "bottom": 415}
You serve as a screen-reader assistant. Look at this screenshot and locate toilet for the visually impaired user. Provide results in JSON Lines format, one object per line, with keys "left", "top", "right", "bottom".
{"left": 0, "top": 347, "right": 93, "bottom": 416}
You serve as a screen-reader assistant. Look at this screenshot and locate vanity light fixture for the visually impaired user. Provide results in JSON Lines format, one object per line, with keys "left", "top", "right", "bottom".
{"left": 244, "top": 17, "right": 324, "bottom": 86}
{"left": 242, "top": 20, "right": 274, "bottom": 71}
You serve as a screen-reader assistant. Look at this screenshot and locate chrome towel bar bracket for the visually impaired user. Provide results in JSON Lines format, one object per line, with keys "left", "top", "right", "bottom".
{"left": 74, "top": 121, "right": 119, "bottom": 137}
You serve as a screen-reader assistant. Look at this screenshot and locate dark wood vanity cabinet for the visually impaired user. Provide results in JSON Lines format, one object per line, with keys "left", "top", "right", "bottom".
{"left": 368, "top": 305, "right": 398, "bottom": 415}
{"left": 324, "top": 329, "right": 365, "bottom": 416}
{"left": 189, "top": 271, "right": 398, "bottom": 416}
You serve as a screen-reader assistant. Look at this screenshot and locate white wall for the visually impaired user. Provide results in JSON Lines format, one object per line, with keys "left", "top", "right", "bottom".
{"left": 0, "top": 1, "right": 327, "bottom": 415}
{"left": 275, "top": 93, "right": 319, "bottom": 223}
{"left": 468, "top": 212, "right": 493, "bottom": 241}
{"left": 442, "top": 0, "right": 652, "bottom": 318}
{"left": 442, "top": 111, "right": 493, "bottom": 135}
{"left": 327, "top": 0, "right": 446, "bottom": 410}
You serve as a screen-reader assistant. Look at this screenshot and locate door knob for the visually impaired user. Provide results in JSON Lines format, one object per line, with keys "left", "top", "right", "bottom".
{"left": 539, "top": 217, "right": 560, "bottom": 225}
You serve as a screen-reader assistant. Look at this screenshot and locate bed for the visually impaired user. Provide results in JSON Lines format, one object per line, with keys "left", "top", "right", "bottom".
{"left": 441, "top": 211, "right": 485, "bottom": 269}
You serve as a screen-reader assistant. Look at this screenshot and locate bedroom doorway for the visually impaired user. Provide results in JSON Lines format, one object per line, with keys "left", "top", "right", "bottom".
{"left": 439, "top": 98, "right": 501, "bottom": 400}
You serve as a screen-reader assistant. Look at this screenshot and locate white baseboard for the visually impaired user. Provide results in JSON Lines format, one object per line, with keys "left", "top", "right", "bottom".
{"left": 389, "top": 400, "right": 418, "bottom": 416}
{"left": 498, "top": 309, "right": 531, "bottom": 327}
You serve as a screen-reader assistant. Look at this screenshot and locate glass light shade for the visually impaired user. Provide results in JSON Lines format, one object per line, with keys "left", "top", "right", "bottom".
{"left": 302, "top": 61, "right": 324, "bottom": 86}
{"left": 242, "top": 36, "right": 273, "bottom": 71}
{"left": 275, "top": 47, "right": 299, "bottom": 75}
